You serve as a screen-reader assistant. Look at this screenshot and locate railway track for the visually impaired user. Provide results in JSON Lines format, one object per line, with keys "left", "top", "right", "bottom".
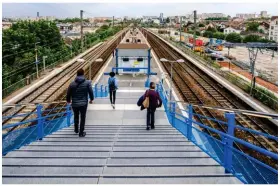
{"left": 44, "top": 32, "right": 125, "bottom": 120}
{"left": 142, "top": 28, "right": 278, "bottom": 168}
{"left": 2, "top": 29, "right": 127, "bottom": 132}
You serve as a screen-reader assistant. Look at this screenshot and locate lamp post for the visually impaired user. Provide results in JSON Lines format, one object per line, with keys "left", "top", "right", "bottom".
{"left": 89, "top": 58, "right": 103, "bottom": 80}
{"left": 160, "top": 58, "right": 184, "bottom": 101}
{"left": 43, "top": 56, "right": 48, "bottom": 72}
{"left": 35, "top": 42, "right": 40, "bottom": 78}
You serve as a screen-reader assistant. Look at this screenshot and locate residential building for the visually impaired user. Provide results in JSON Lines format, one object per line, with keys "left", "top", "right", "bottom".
{"left": 2, "top": 22, "right": 12, "bottom": 30}
{"left": 269, "top": 16, "right": 278, "bottom": 42}
{"left": 159, "top": 13, "right": 164, "bottom": 24}
{"left": 236, "top": 13, "right": 257, "bottom": 20}
{"left": 199, "top": 13, "right": 226, "bottom": 19}
{"left": 89, "top": 17, "right": 112, "bottom": 23}
{"left": 38, "top": 16, "right": 55, "bottom": 21}
{"left": 142, "top": 16, "right": 158, "bottom": 22}
{"left": 260, "top": 11, "right": 269, "bottom": 18}
{"left": 224, "top": 27, "right": 242, "bottom": 34}
{"left": 258, "top": 22, "right": 270, "bottom": 34}
{"left": 57, "top": 23, "right": 73, "bottom": 34}
{"left": 153, "top": 19, "right": 160, "bottom": 24}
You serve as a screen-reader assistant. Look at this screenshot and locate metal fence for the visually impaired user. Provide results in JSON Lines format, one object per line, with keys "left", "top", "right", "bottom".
{"left": 156, "top": 82, "right": 278, "bottom": 184}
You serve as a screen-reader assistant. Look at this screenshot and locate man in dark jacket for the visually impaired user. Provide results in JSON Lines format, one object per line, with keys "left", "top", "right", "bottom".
{"left": 145, "top": 82, "right": 162, "bottom": 130}
{"left": 66, "top": 68, "right": 94, "bottom": 137}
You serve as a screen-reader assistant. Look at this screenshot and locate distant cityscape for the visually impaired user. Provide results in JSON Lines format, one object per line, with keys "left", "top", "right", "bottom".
{"left": 2, "top": 10, "right": 278, "bottom": 42}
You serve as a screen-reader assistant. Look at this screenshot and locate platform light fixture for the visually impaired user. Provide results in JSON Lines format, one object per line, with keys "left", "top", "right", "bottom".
{"left": 160, "top": 58, "right": 184, "bottom": 101}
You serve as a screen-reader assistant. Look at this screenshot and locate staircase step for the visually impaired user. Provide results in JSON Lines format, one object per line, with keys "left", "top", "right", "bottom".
{"left": 98, "top": 175, "right": 241, "bottom": 184}
{"left": 3, "top": 166, "right": 103, "bottom": 175}
{"left": 3, "top": 177, "right": 99, "bottom": 184}
{"left": 3, "top": 157, "right": 107, "bottom": 166}
{"left": 103, "top": 166, "right": 225, "bottom": 175}
{"left": 107, "top": 157, "right": 216, "bottom": 166}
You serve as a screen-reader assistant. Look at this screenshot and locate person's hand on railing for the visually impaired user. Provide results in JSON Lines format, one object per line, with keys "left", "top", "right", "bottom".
{"left": 89, "top": 100, "right": 93, "bottom": 104}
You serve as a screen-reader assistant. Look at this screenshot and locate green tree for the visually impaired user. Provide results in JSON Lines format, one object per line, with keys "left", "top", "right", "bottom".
{"left": 203, "top": 30, "right": 214, "bottom": 38}
{"left": 2, "top": 19, "right": 122, "bottom": 95}
{"left": 198, "top": 23, "right": 205, "bottom": 27}
{"left": 213, "top": 32, "right": 225, "bottom": 40}
{"left": 225, "top": 33, "right": 242, "bottom": 43}
{"left": 259, "top": 29, "right": 264, "bottom": 34}
{"left": 166, "top": 17, "right": 170, "bottom": 23}
{"left": 246, "top": 22, "right": 260, "bottom": 32}
{"left": 243, "top": 34, "right": 261, "bottom": 42}
{"left": 195, "top": 31, "right": 201, "bottom": 36}
{"left": 206, "top": 26, "right": 217, "bottom": 32}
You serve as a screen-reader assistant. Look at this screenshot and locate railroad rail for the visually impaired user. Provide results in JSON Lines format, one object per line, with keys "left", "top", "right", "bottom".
{"left": 2, "top": 29, "right": 128, "bottom": 133}
{"left": 142, "top": 28, "right": 278, "bottom": 168}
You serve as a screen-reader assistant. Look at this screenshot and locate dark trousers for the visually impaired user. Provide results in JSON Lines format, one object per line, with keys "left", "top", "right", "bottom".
{"left": 109, "top": 90, "right": 116, "bottom": 104}
{"left": 146, "top": 108, "right": 155, "bottom": 127}
{"left": 72, "top": 105, "right": 87, "bottom": 134}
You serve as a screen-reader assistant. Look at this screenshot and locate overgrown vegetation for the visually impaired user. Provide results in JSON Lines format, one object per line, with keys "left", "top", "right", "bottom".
{"left": 55, "top": 18, "right": 89, "bottom": 23}
{"left": 2, "top": 20, "right": 122, "bottom": 97}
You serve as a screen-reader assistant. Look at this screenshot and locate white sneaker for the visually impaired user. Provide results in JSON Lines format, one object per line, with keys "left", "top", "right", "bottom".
{"left": 112, "top": 104, "right": 115, "bottom": 109}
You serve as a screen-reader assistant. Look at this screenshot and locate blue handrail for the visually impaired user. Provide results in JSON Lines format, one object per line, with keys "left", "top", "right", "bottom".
{"left": 2, "top": 104, "right": 73, "bottom": 155}
{"left": 156, "top": 82, "right": 278, "bottom": 184}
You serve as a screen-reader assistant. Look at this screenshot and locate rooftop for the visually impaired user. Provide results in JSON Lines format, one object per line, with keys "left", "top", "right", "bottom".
{"left": 117, "top": 43, "right": 150, "bottom": 49}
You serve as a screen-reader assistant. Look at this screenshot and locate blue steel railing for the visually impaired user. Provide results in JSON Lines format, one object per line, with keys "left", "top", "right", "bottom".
{"left": 93, "top": 83, "right": 109, "bottom": 98}
{"left": 156, "top": 83, "right": 278, "bottom": 184}
{"left": 2, "top": 104, "right": 73, "bottom": 155}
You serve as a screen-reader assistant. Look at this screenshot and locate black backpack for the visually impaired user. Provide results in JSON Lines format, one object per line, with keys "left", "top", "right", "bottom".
{"left": 109, "top": 78, "right": 116, "bottom": 91}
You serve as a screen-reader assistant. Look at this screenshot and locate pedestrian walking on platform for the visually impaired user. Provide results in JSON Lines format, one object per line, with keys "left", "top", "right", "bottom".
{"left": 67, "top": 68, "right": 94, "bottom": 137}
{"left": 143, "top": 82, "right": 162, "bottom": 130}
{"left": 108, "top": 71, "right": 118, "bottom": 109}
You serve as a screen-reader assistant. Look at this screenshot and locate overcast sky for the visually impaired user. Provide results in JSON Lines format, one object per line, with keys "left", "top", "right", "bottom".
{"left": 2, "top": 3, "right": 278, "bottom": 18}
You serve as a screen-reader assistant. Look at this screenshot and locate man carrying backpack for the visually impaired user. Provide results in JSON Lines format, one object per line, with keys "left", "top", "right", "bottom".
{"left": 108, "top": 71, "right": 118, "bottom": 109}
{"left": 66, "top": 68, "right": 94, "bottom": 137}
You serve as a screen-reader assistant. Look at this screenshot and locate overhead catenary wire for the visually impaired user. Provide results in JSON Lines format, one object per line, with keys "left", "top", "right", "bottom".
{"left": 2, "top": 37, "right": 63, "bottom": 51}
{"left": 3, "top": 50, "right": 73, "bottom": 80}
{"left": 3, "top": 60, "right": 43, "bottom": 79}
{"left": 3, "top": 48, "right": 72, "bottom": 78}
{"left": 2, "top": 40, "right": 65, "bottom": 59}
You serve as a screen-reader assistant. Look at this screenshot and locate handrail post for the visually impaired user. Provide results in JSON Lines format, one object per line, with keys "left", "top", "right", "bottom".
{"left": 66, "top": 104, "right": 71, "bottom": 127}
{"left": 94, "top": 83, "right": 98, "bottom": 98}
{"left": 36, "top": 104, "right": 44, "bottom": 140}
{"left": 170, "top": 102, "right": 176, "bottom": 126}
{"left": 105, "top": 86, "right": 108, "bottom": 97}
{"left": 165, "top": 90, "right": 168, "bottom": 102}
{"left": 187, "top": 104, "right": 193, "bottom": 140}
{"left": 156, "top": 84, "right": 159, "bottom": 91}
{"left": 100, "top": 85, "right": 104, "bottom": 97}
{"left": 224, "top": 112, "right": 235, "bottom": 173}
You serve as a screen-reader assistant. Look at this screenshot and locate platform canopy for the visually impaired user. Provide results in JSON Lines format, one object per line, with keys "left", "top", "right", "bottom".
{"left": 117, "top": 43, "right": 150, "bottom": 49}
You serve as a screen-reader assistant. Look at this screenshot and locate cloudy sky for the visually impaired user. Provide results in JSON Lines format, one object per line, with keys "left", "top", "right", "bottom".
{"left": 2, "top": 3, "right": 278, "bottom": 18}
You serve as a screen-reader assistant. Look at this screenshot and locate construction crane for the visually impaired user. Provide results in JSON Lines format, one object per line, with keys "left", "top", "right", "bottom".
{"left": 223, "top": 42, "right": 278, "bottom": 95}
